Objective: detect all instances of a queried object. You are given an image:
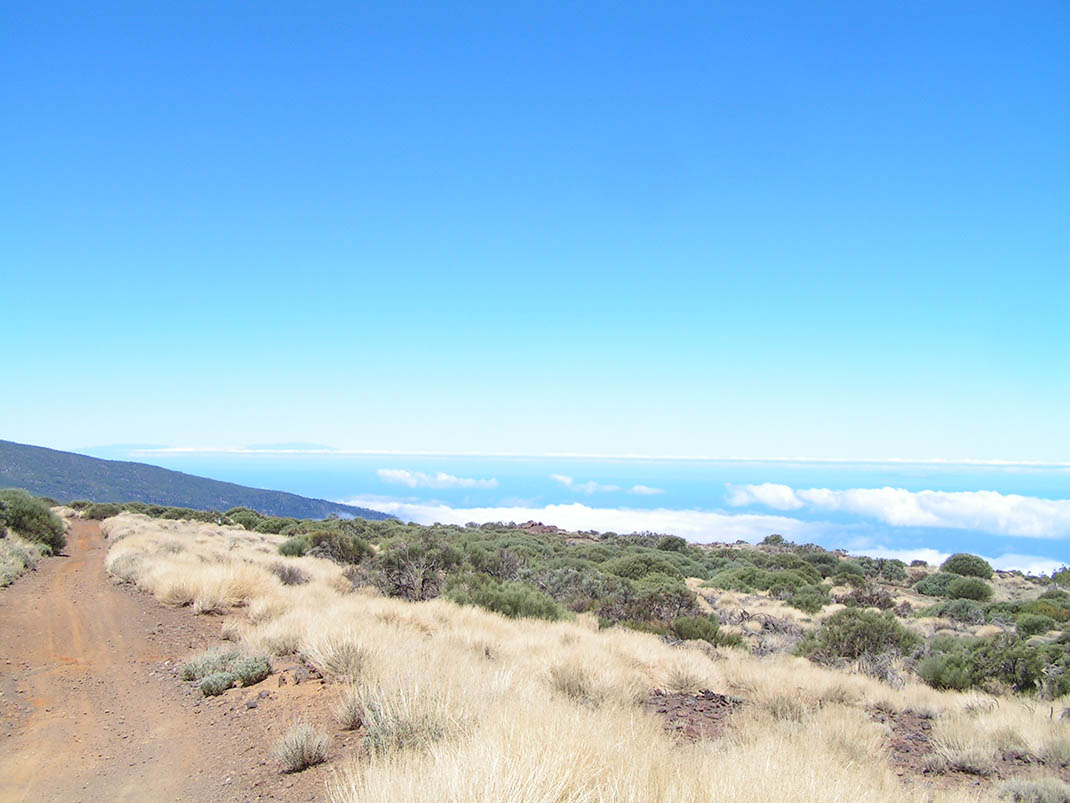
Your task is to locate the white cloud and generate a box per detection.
[846,546,1063,577]
[549,474,621,494]
[725,482,803,510]
[376,468,498,490]
[726,484,1070,539]
[629,484,664,495]
[345,498,823,544]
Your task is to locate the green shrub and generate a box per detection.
[788,584,830,614]
[304,530,372,564]
[947,576,993,602]
[925,598,986,624]
[802,552,842,577]
[278,535,310,557]
[656,535,688,552]
[198,671,237,696]
[918,633,1070,695]
[83,502,123,520]
[797,608,920,662]
[67,499,91,510]
[878,559,909,584]
[941,553,994,579]
[0,489,66,552]
[671,615,742,647]
[914,572,959,597]
[180,648,243,681]
[180,648,270,692]
[1017,613,1057,637]
[446,574,563,620]
[603,552,683,581]
[233,656,272,686]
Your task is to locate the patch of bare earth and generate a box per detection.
[872,708,1070,795]
[0,519,340,803]
[643,688,743,742]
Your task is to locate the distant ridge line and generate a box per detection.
[0,439,392,521]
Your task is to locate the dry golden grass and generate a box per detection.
[101,513,1069,802]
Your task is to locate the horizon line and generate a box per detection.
[117,446,1070,468]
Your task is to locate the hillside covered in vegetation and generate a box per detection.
[97,501,1070,700]
[0,440,391,520]
[98,505,1070,801]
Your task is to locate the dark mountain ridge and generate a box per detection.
[0,439,391,521]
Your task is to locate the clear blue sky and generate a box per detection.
[4,2,1068,459]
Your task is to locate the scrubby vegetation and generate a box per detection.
[99,511,1070,800]
[0,489,66,552]
[274,722,329,772]
[0,489,66,585]
[942,553,995,579]
[179,647,271,695]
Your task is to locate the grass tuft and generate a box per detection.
[274,722,329,772]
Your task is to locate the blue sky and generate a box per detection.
[4,2,1069,460]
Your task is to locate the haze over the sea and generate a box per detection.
[81,445,1070,575]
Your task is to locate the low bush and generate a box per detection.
[274,722,329,772]
[0,536,44,586]
[914,572,959,597]
[1017,613,1057,637]
[305,530,373,564]
[180,648,270,694]
[278,535,310,557]
[83,502,124,520]
[603,552,683,581]
[834,583,894,610]
[796,608,920,663]
[923,598,986,625]
[670,615,742,648]
[0,489,66,552]
[918,633,1070,695]
[947,576,993,602]
[941,553,994,579]
[180,648,243,681]
[446,574,563,620]
[233,656,271,686]
[199,672,237,696]
[269,562,309,585]
[787,584,830,614]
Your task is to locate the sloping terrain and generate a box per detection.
[0,440,390,520]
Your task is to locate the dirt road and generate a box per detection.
[0,519,332,802]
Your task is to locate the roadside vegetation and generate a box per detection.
[0,488,67,586]
[88,505,1070,800]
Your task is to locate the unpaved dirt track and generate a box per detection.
[0,519,330,803]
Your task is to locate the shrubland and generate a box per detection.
[0,488,67,585]
[92,506,1070,800]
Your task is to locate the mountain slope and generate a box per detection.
[0,440,391,520]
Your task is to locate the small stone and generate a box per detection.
[246,699,258,709]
